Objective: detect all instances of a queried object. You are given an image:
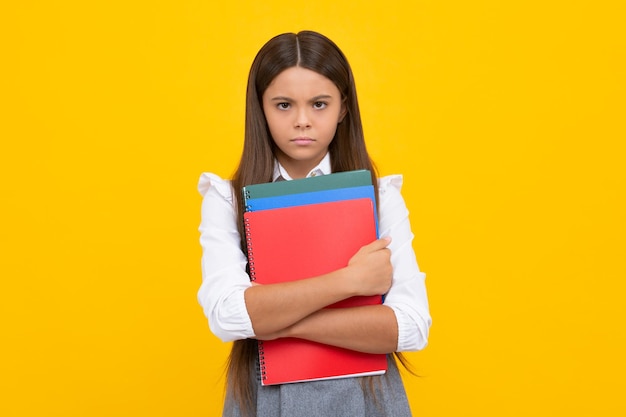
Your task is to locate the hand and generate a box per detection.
[346,237,393,296]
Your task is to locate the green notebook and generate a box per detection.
[242,170,372,202]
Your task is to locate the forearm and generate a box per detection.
[244,267,356,338]
[246,237,393,339]
[284,305,398,354]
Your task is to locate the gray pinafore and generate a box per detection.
[222,344,412,417]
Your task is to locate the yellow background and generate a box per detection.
[2,1,625,415]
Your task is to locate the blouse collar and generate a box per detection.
[272,153,332,182]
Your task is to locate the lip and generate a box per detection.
[291,137,315,145]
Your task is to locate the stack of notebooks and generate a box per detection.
[242,170,388,386]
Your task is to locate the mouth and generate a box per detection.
[291,137,315,145]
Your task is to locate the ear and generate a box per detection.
[338,101,348,123]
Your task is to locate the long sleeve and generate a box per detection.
[197,173,255,342]
[378,175,432,351]
[196,172,431,350]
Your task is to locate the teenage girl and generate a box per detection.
[198,30,431,417]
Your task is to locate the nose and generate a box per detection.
[294,108,311,129]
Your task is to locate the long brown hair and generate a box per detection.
[227,31,406,415]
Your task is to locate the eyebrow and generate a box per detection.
[269,94,335,102]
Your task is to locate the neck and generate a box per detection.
[276,155,325,180]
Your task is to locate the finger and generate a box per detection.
[368,236,392,251]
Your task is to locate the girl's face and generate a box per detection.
[262,66,346,179]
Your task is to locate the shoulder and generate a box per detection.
[198,172,235,203]
[377,174,404,196]
[377,174,409,221]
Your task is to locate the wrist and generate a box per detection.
[336,265,360,298]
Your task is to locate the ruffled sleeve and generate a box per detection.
[197,173,255,342]
[378,175,432,351]
[198,172,234,199]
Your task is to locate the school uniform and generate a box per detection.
[198,153,431,416]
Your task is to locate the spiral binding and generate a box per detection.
[244,217,256,281]
[243,189,253,212]
[258,341,267,381]
[245,189,266,381]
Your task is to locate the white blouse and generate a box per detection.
[197,163,431,352]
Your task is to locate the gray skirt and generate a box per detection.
[223,346,412,417]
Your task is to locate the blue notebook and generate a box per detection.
[242,170,373,201]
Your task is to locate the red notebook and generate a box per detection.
[243,198,387,385]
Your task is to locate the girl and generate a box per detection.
[198,30,431,417]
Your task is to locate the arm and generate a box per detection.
[282,305,399,354]
[255,175,431,353]
[198,174,430,352]
[245,237,394,340]
[197,173,255,342]
[197,174,393,344]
